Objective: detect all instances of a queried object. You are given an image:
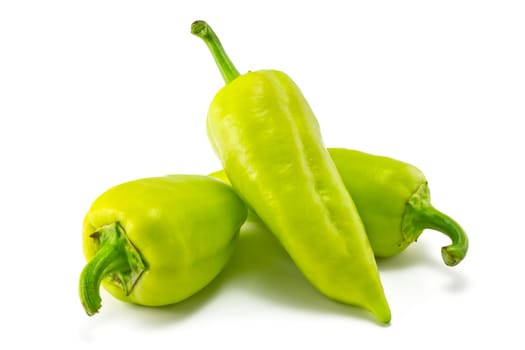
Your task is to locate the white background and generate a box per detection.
[1,1,524,348]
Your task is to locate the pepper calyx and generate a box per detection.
[401,182,430,245]
[79,222,146,316]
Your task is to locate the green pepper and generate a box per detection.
[192,20,391,323]
[79,175,247,316]
[210,148,468,266]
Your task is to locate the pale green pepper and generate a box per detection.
[211,148,468,266]
[79,175,247,316]
[192,20,391,323]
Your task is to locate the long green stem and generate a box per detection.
[404,183,469,266]
[414,205,469,266]
[79,223,144,316]
[191,20,241,84]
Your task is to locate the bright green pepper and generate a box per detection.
[79,175,247,316]
[192,21,391,323]
[210,148,469,266]
[330,148,468,265]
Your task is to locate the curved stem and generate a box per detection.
[191,20,241,84]
[79,223,140,316]
[403,183,469,266]
[413,205,469,266]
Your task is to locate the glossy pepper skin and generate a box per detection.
[79,175,247,316]
[210,148,469,266]
[192,21,391,323]
[329,148,468,265]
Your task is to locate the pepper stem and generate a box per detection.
[403,183,469,266]
[191,20,241,84]
[79,222,146,316]
[414,205,469,266]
